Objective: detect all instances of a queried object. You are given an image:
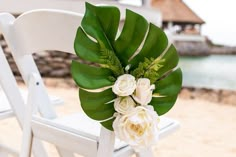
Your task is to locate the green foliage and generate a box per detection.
[131,58,154,78]
[129,24,168,68]
[79,88,116,121]
[151,68,182,115]
[113,10,148,65]
[71,2,182,130]
[99,47,124,77]
[144,59,165,84]
[131,57,165,84]
[71,61,114,89]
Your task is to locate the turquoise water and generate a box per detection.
[179,55,236,90]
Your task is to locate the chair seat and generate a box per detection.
[34,112,179,152]
[0,88,63,118]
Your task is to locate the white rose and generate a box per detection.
[113,106,159,151]
[114,96,136,114]
[132,78,155,106]
[112,74,136,96]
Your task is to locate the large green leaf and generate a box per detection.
[151,68,182,115]
[113,9,148,65]
[155,45,179,79]
[130,23,168,68]
[79,88,116,121]
[74,28,100,63]
[71,61,114,89]
[71,2,182,130]
[81,2,120,48]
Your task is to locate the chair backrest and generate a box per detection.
[0,9,83,119]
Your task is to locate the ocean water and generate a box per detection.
[179,55,236,90]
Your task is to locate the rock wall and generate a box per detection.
[175,41,236,56]
[1,35,236,105]
[179,88,236,106]
[0,34,77,77]
[174,41,210,56]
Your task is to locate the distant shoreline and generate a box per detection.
[175,41,236,56]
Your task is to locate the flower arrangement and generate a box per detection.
[112,75,159,151]
[71,2,182,151]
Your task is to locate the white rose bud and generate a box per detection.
[132,78,155,105]
[113,106,159,151]
[112,74,136,96]
[114,96,136,114]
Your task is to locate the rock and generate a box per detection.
[44,57,53,62]
[53,57,64,63]
[51,62,68,69]
[50,69,70,77]
[0,35,3,40]
[220,90,236,105]
[36,59,47,65]
[0,40,7,48]
[7,57,15,63]
[49,51,68,57]
[39,51,50,57]
[69,54,77,59]
[210,46,236,55]
[179,88,192,99]
[3,47,11,54]
[174,41,210,56]
[193,88,219,103]
[180,88,236,106]
[39,66,52,74]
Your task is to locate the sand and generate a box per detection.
[0,84,236,157]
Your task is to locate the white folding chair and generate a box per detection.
[0,42,65,157]
[0,9,179,157]
[0,39,53,157]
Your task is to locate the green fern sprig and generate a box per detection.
[99,47,124,77]
[131,58,153,78]
[144,58,165,83]
[131,57,165,83]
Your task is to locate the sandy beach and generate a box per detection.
[0,79,236,157]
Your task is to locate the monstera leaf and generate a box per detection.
[71,2,182,131]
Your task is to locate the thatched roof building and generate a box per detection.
[152,0,205,25]
[147,0,208,56]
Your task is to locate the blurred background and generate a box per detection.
[0,0,235,157]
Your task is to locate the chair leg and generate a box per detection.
[32,138,49,157]
[97,127,115,157]
[136,148,154,157]
[19,100,33,157]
